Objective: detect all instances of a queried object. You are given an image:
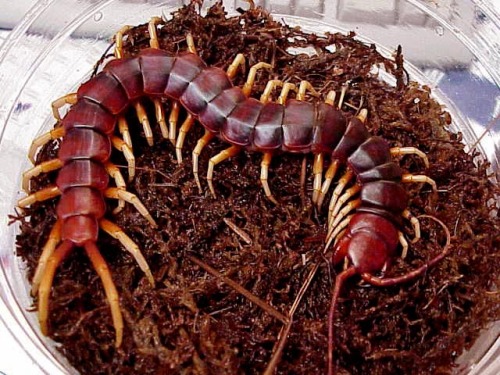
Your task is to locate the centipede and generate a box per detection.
[15,1,499,374]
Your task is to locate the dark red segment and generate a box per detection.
[357,162,403,184]
[331,117,370,164]
[164,53,206,99]
[282,100,314,152]
[58,128,111,163]
[347,136,392,175]
[77,72,129,114]
[253,102,284,151]
[199,87,246,133]
[56,187,106,220]
[56,160,109,192]
[360,180,408,215]
[312,103,347,153]
[180,67,233,115]
[104,57,143,100]
[333,213,399,274]
[61,215,99,245]
[62,99,116,135]
[222,98,263,146]
[139,48,175,95]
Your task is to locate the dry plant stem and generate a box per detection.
[187,255,288,324]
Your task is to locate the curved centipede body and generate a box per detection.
[18,15,451,372]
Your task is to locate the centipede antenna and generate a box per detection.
[153,98,169,139]
[328,267,357,375]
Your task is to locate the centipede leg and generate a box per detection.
[104,187,157,227]
[104,162,127,214]
[317,160,340,209]
[278,82,298,105]
[147,16,163,49]
[17,186,61,207]
[207,145,241,198]
[51,93,77,121]
[114,25,132,59]
[154,98,169,139]
[390,146,429,168]
[37,240,73,337]
[402,173,437,193]
[111,136,135,181]
[84,242,123,347]
[312,153,324,204]
[193,131,216,192]
[297,80,320,100]
[176,114,195,163]
[327,170,354,223]
[242,61,273,96]
[117,116,133,150]
[22,159,64,192]
[324,214,355,252]
[329,185,361,227]
[398,232,409,259]
[168,101,180,145]
[28,127,65,164]
[260,152,278,204]
[226,53,246,79]
[402,209,421,244]
[31,220,62,296]
[99,219,154,285]
[260,79,284,102]
[134,101,154,146]
[327,199,361,239]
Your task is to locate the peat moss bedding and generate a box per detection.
[13,2,499,374]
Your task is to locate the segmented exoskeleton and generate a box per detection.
[18,14,450,374]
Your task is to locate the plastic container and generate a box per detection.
[0,0,498,374]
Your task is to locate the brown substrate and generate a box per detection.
[13,2,499,374]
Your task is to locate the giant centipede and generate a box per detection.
[18,14,451,375]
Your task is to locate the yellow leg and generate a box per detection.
[260,79,284,103]
[317,160,340,209]
[227,53,246,79]
[327,170,354,224]
[17,186,60,208]
[402,209,421,244]
[328,185,361,229]
[324,214,355,252]
[154,98,169,139]
[31,220,62,296]
[99,219,154,286]
[175,114,195,164]
[242,62,273,97]
[327,199,361,240]
[207,146,241,198]
[193,131,216,192]
[297,80,320,101]
[104,187,157,227]
[134,101,153,146]
[117,116,133,150]
[278,83,298,105]
[38,240,73,337]
[114,25,132,59]
[402,173,437,193]
[111,136,135,181]
[260,152,278,204]
[104,162,127,214]
[390,146,429,168]
[398,231,409,259]
[84,242,123,348]
[148,17,163,49]
[28,127,65,164]
[51,93,77,121]
[312,153,324,205]
[22,159,64,192]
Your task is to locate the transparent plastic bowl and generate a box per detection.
[0,0,498,374]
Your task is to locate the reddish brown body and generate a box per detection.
[41,44,449,370]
